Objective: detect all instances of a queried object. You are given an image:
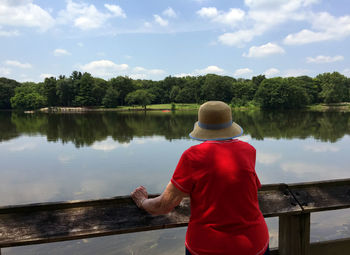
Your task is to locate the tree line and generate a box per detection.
[0,71,349,110]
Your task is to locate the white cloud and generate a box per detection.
[174,65,225,77]
[197,7,218,18]
[306,55,344,63]
[304,144,339,153]
[257,152,282,165]
[104,4,126,18]
[194,65,225,75]
[79,60,128,79]
[58,0,124,30]
[5,60,32,68]
[244,42,285,58]
[53,48,71,57]
[40,73,55,80]
[0,67,11,76]
[234,68,253,77]
[218,30,255,47]
[0,27,19,37]
[154,15,168,26]
[197,7,245,27]
[0,0,54,31]
[218,0,320,46]
[174,73,193,78]
[264,68,280,77]
[130,66,166,80]
[144,22,152,28]
[284,12,350,45]
[283,69,310,77]
[77,42,84,47]
[163,7,177,18]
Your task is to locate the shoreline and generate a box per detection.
[3,102,350,113]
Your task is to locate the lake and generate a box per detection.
[1,110,350,254]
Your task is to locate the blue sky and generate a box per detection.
[1,0,350,82]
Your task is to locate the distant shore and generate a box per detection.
[30,102,350,113]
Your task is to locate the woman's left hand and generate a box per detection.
[131,186,148,208]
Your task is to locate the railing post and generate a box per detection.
[279,213,310,255]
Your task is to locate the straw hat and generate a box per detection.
[189,101,243,141]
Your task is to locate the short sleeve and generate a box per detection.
[171,150,194,194]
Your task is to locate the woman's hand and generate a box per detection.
[131,182,188,215]
[131,186,148,209]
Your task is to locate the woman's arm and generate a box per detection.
[131,182,188,215]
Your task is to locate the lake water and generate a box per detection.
[1,110,350,254]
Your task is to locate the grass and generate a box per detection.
[116,103,200,111]
[307,102,350,112]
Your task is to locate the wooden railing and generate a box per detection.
[1,178,350,255]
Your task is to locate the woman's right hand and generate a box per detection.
[131,186,148,209]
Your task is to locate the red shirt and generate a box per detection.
[171,139,269,255]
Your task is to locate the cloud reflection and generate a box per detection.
[257,152,282,165]
[281,162,346,179]
[8,142,37,152]
[91,139,129,151]
[304,144,340,153]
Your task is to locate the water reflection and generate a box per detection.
[1,110,350,254]
[1,110,350,146]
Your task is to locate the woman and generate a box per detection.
[131,101,270,255]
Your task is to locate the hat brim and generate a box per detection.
[189,121,243,141]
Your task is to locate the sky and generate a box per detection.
[0,0,350,82]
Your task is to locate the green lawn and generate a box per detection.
[116,103,200,111]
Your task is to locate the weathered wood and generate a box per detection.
[279,213,310,255]
[0,197,190,248]
[288,178,350,212]
[0,179,350,251]
[0,183,302,248]
[310,237,350,255]
[258,183,301,217]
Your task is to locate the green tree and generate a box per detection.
[102,86,119,108]
[43,77,58,106]
[252,75,266,87]
[0,77,20,109]
[10,83,47,110]
[201,74,234,102]
[74,73,96,106]
[93,78,108,106]
[125,89,155,109]
[56,77,74,106]
[170,86,180,102]
[255,77,309,109]
[109,76,134,105]
[316,72,348,103]
[231,79,257,106]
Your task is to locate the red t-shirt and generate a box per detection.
[171,139,269,255]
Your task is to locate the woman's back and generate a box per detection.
[172,139,269,255]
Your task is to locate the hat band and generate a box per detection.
[198,120,232,130]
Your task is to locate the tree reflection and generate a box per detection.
[0,110,349,146]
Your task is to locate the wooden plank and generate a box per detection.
[288,179,350,212]
[258,184,302,217]
[278,213,310,255]
[310,237,350,255]
[0,198,190,248]
[0,184,300,248]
